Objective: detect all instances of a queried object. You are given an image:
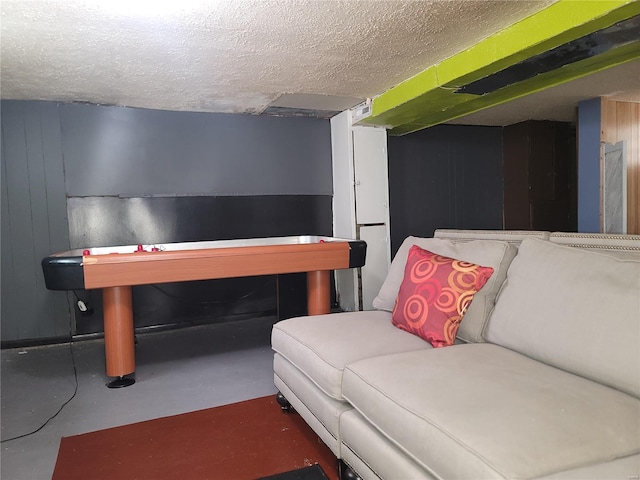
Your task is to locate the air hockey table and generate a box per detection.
[42,236,366,388]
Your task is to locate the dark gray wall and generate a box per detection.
[68,195,332,336]
[1,101,71,341]
[1,101,333,344]
[387,124,504,255]
[60,104,332,196]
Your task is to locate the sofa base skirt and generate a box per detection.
[273,352,353,457]
[340,409,436,480]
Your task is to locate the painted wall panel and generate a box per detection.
[1,101,71,342]
[387,124,503,255]
[331,117,391,312]
[352,126,389,224]
[577,98,602,233]
[2,100,334,343]
[66,195,331,335]
[330,111,358,311]
[503,121,577,231]
[331,111,357,239]
[59,104,332,197]
[359,225,388,310]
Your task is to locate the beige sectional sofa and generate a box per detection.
[271,230,640,479]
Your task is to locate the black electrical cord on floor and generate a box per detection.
[0,320,79,443]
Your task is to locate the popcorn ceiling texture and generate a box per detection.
[0,0,555,114]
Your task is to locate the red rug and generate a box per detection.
[53,396,338,480]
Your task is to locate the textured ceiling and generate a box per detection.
[1,0,637,125]
[1,1,556,113]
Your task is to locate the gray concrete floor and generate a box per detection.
[1,317,279,480]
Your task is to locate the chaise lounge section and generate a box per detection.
[271,230,640,479]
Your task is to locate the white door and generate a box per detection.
[352,126,388,225]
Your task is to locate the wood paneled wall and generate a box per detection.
[387,124,504,254]
[601,98,640,234]
[1,102,71,341]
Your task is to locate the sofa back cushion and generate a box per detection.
[434,229,550,243]
[550,232,640,260]
[485,237,640,398]
[373,237,517,343]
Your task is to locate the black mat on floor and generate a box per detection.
[258,464,329,480]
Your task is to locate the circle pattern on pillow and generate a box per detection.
[392,245,494,347]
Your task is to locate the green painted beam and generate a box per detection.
[361,0,640,135]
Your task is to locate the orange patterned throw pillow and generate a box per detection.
[392,245,494,347]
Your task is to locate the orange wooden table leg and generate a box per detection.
[307,270,330,315]
[102,286,136,384]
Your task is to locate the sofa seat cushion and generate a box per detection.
[342,344,640,479]
[485,237,640,398]
[271,311,432,401]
